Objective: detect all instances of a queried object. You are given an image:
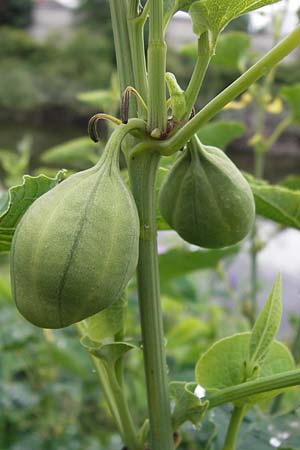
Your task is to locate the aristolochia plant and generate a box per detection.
[5,1,300,449]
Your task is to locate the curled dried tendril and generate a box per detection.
[88,113,122,142]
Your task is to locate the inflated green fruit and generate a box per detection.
[159,136,255,248]
[10,142,140,329]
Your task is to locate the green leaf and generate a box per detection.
[77,73,120,114]
[159,246,239,283]
[81,338,138,366]
[198,120,246,149]
[170,381,208,429]
[189,0,282,48]
[195,332,294,406]
[248,180,300,229]
[80,293,127,342]
[280,83,300,121]
[248,275,282,369]
[0,170,66,253]
[41,137,101,168]
[280,175,300,191]
[211,32,251,71]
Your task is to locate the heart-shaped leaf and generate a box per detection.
[189,0,282,48]
[195,332,294,406]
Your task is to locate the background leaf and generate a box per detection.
[280,175,300,191]
[0,170,66,252]
[280,83,300,121]
[159,246,239,283]
[41,137,101,169]
[210,32,251,71]
[248,275,282,367]
[198,120,246,149]
[245,175,300,229]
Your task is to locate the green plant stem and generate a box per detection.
[158,26,300,155]
[128,3,148,118]
[147,0,167,132]
[184,33,211,118]
[108,370,140,450]
[109,0,135,114]
[264,115,293,151]
[207,368,300,409]
[128,150,173,450]
[222,406,246,450]
[77,323,140,450]
[76,325,125,441]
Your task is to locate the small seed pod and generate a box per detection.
[159,136,255,248]
[11,144,139,329]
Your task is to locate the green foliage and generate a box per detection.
[82,338,138,367]
[280,83,300,122]
[0,135,32,187]
[0,0,33,28]
[198,407,300,450]
[76,0,112,30]
[189,0,282,47]
[41,137,101,169]
[2,3,300,450]
[0,27,114,116]
[280,175,300,190]
[159,247,239,284]
[0,170,65,253]
[0,301,122,450]
[181,32,251,72]
[195,333,294,406]
[211,32,251,72]
[170,382,208,429]
[246,174,300,229]
[198,120,246,149]
[248,275,282,369]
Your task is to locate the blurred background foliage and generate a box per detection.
[0,1,300,449]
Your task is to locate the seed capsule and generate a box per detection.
[11,147,139,329]
[159,137,255,248]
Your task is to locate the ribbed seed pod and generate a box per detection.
[10,145,139,329]
[159,136,255,248]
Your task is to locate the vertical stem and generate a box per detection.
[109,0,135,115]
[249,79,267,322]
[184,33,211,117]
[128,4,148,116]
[108,370,140,450]
[222,406,246,450]
[129,151,173,450]
[147,0,167,132]
[76,324,125,439]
